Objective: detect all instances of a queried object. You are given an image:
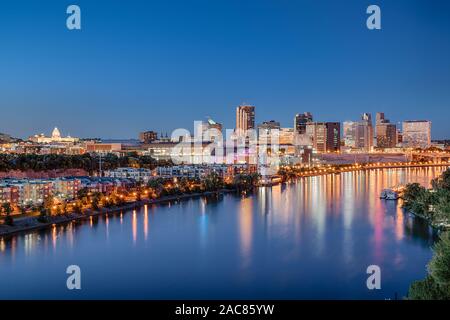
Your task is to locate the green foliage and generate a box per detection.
[434,189,450,223]
[202,172,224,192]
[73,201,83,214]
[91,192,102,210]
[402,183,435,217]
[232,173,260,192]
[432,168,450,191]
[37,205,49,223]
[408,276,449,300]
[1,202,12,216]
[408,232,450,300]
[404,169,450,224]
[403,183,426,208]
[147,178,166,197]
[76,187,89,200]
[2,202,14,226]
[0,153,172,173]
[428,232,450,288]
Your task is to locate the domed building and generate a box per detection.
[52,127,61,140]
[29,127,79,144]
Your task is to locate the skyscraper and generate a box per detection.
[355,113,373,151]
[402,120,432,148]
[236,105,255,135]
[375,112,385,125]
[343,121,358,148]
[294,112,313,134]
[375,112,397,148]
[306,122,341,153]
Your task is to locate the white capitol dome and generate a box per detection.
[51,127,61,139]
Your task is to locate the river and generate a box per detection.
[0,166,447,299]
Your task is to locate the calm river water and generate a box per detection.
[0,167,447,299]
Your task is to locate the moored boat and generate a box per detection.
[380,188,399,200]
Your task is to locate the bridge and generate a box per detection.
[408,151,450,162]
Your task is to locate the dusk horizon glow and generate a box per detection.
[1,0,450,139]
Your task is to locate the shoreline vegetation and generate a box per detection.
[404,168,450,300]
[0,172,260,237]
[402,168,450,230]
[1,162,449,299]
[1,162,448,237]
[0,189,235,238]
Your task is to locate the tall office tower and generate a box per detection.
[376,112,385,125]
[355,113,373,151]
[307,122,341,153]
[375,112,397,148]
[343,121,358,148]
[376,123,397,148]
[402,120,432,148]
[397,128,403,144]
[294,112,313,134]
[236,105,255,135]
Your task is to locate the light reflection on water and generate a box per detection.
[0,167,447,299]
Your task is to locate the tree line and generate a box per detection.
[0,153,173,173]
[404,168,450,299]
[402,168,450,226]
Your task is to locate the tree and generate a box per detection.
[37,204,49,223]
[434,188,450,223]
[233,173,260,192]
[19,205,28,215]
[91,192,102,211]
[403,183,425,205]
[402,183,433,216]
[408,232,450,299]
[1,202,14,226]
[432,168,450,191]
[428,232,450,289]
[408,275,448,300]
[43,196,55,216]
[73,201,83,214]
[61,202,68,215]
[202,172,224,192]
[77,187,89,200]
[147,178,165,198]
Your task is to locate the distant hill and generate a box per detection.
[0,133,13,142]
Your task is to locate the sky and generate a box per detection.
[0,0,450,139]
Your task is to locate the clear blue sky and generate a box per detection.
[1,0,449,139]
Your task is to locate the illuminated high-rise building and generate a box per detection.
[375,112,397,148]
[355,113,373,151]
[402,120,431,148]
[343,121,358,148]
[235,105,255,135]
[306,122,340,153]
[294,112,313,134]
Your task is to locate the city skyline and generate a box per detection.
[1,0,450,138]
[0,108,437,143]
[2,0,450,305]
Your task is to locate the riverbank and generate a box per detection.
[400,166,450,232]
[294,162,450,179]
[0,189,235,238]
[406,210,450,231]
